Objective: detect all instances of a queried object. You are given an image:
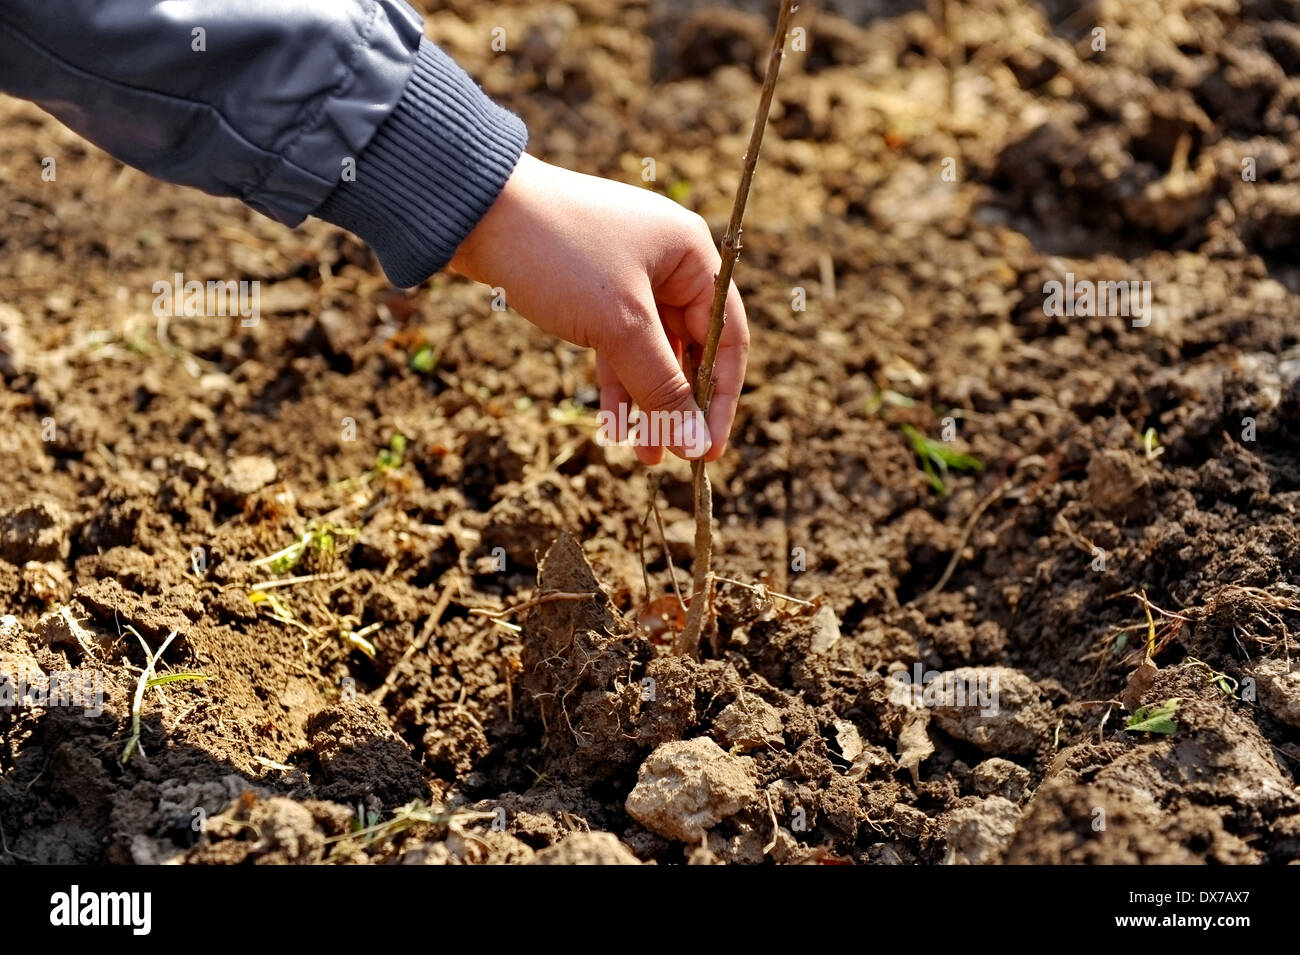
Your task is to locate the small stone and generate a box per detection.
[972,757,1032,802]
[215,455,278,501]
[1251,659,1300,729]
[625,737,758,843]
[714,697,783,751]
[943,796,1021,864]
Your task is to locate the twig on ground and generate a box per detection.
[372,575,459,704]
[914,475,1015,604]
[247,571,346,591]
[469,591,601,622]
[637,472,687,613]
[763,789,780,856]
[712,574,814,608]
[652,490,688,615]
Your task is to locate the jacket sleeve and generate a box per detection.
[0,0,528,287]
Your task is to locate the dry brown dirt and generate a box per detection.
[2,0,1299,864]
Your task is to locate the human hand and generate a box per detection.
[448,153,748,465]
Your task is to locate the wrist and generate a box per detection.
[449,152,543,283]
[314,38,528,288]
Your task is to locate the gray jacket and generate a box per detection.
[0,0,528,286]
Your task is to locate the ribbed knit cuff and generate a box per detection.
[313,37,528,288]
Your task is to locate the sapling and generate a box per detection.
[677,0,799,658]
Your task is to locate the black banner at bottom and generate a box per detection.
[0,863,1282,943]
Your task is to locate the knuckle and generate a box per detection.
[642,373,694,414]
[689,212,715,244]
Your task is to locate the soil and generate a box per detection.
[2,0,1300,864]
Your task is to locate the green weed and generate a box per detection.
[1124,698,1180,735]
[900,423,982,495]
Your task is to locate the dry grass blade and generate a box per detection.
[121,627,182,765]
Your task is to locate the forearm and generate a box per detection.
[0,0,527,285]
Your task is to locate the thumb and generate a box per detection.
[600,297,711,463]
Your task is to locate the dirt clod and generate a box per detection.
[0,501,69,564]
[714,696,784,752]
[306,698,429,807]
[930,667,1051,756]
[215,455,279,501]
[972,757,1031,803]
[531,831,642,865]
[2,0,1299,866]
[942,796,1021,865]
[1250,659,1300,730]
[625,737,758,843]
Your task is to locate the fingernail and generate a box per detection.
[682,409,711,459]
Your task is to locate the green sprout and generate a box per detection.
[248,589,295,621]
[900,423,982,495]
[1141,427,1164,461]
[324,800,497,848]
[666,179,693,204]
[121,627,212,765]
[374,433,407,472]
[338,619,381,660]
[549,398,597,426]
[864,389,916,416]
[146,671,213,690]
[251,522,359,575]
[1185,657,1238,697]
[409,344,438,374]
[1124,698,1180,735]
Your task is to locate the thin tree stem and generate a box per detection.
[676,0,798,658]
